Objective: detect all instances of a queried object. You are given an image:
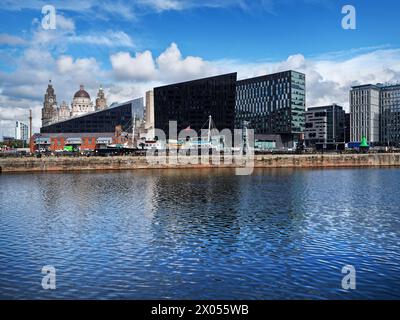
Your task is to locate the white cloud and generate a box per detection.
[137,0,276,13]
[0,33,27,46]
[156,42,216,81]
[71,31,134,48]
[56,14,75,31]
[56,55,101,77]
[138,0,184,12]
[26,15,134,51]
[110,51,157,81]
[109,43,216,82]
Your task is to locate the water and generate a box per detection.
[0,168,400,299]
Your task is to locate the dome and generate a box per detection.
[73,85,90,99]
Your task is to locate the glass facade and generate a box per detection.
[305,105,345,146]
[380,84,400,145]
[154,73,237,136]
[235,70,306,136]
[40,100,141,134]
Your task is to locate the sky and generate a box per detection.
[1,0,400,134]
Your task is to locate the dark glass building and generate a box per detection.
[154,73,237,136]
[305,104,345,148]
[235,70,306,147]
[345,113,351,143]
[40,99,142,134]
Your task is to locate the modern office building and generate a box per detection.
[345,113,351,143]
[305,104,345,149]
[350,83,400,145]
[235,70,306,148]
[350,84,381,144]
[15,121,29,142]
[154,73,237,137]
[380,84,400,145]
[40,99,142,134]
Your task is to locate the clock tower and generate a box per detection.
[95,85,107,111]
[42,80,58,127]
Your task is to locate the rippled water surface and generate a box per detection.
[1,168,400,299]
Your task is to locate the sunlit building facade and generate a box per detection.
[235,70,306,147]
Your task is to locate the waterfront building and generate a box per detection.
[350,83,400,145]
[15,121,29,142]
[36,98,144,152]
[345,113,351,143]
[41,99,142,134]
[71,85,95,117]
[154,73,237,137]
[380,84,400,145]
[305,104,345,149]
[41,82,109,127]
[32,132,114,152]
[350,84,381,144]
[235,70,306,148]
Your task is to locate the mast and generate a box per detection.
[132,113,136,147]
[29,109,32,146]
[207,115,212,142]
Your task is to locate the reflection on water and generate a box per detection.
[0,168,400,299]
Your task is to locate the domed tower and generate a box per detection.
[95,85,107,111]
[71,85,94,117]
[41,80,58,127]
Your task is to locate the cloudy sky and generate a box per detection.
[1,0,400,135]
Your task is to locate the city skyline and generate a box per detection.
[1,0,400,133]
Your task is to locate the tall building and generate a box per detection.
[350,84,380,143]
[380,84,400,145]
[350,83,400,145]
[344,113,351,143]
[95,85,107,111]
[145,90,155,130]
[154,73,237,137]
[305,104,345,147]
[42,80,58,127]
[15,121,29,142]
[71,85,95,117]
[235,70,306,147]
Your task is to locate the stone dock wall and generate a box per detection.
[1,153,400,173]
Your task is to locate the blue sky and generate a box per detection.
[0,0,400,132]
[2,0,400,63]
